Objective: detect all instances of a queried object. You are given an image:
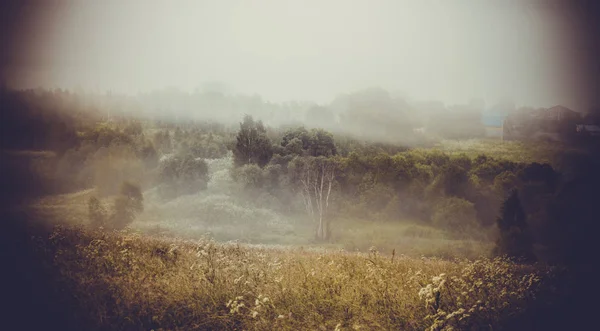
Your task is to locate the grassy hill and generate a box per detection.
[26,225,564,331]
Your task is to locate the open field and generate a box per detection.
[4,137,596,330]
[29,188,492,260]
[435,139,561,165]
[10,187,565,330]
[25,224,563,331]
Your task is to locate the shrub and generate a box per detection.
[87,182,144,230]
[284,137,304,156]
[88,196,107,228]
[158,154,209,199]
[472,158,504,182]
[231,163,264,189]
[432,197,480,238]
[109,181,144,229]
[439,163,469,197]
[359,182,395,213]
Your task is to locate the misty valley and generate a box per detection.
[2,86,598,330]
[3,0,600,329]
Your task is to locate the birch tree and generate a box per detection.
[292,156,337,240]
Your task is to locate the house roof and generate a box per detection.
[576,124,600,132]
[546,105,575,112]
[543,105,577,117]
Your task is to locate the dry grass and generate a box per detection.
[331,219,493,260]
[40,225,556,331]
[27,189,95,225]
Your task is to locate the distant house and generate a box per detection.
[504,105,581,142]
[576,124,600,137]
[481,113,506,139]
[540,105,579,121]
[536,105,579,122]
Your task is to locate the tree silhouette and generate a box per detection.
[233,115,273,167]
[494,189,536,262]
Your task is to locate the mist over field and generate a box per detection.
[1,0,600,330]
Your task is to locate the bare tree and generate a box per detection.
[295,156,336,240]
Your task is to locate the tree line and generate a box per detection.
[231,115,598,265]
[1,87,598,265]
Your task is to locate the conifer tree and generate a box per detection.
[494,189,536,262]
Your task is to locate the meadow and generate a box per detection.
[7,135,590,330]
[29,224,561,331]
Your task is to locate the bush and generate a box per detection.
[359,182,395,213]
[110,182,144,229]
[231,163,264,189]
[432,197,480,238]
[158,154,209,199]
[88,196,107,228]
[87,182,144,230]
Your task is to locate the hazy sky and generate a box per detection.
[2,0,599,110]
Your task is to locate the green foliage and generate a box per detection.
[233,115,273,167]
[158,154,209,199]
[232,163,265,189]
[284,137,304,155]
[280,126,337,157]
[262,163,283,190]
[492,170,519,196]
[439,163,469,197]
[281,127,312,151]
[432,197,480,238]
[359,182,395,215]
[308,128,337,157]
[177,131,229,159]
[87,123,134,148]
[471,157,505,182]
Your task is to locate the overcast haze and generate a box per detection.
[2,0,600,111]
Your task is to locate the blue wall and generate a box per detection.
[482,114,505,128]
